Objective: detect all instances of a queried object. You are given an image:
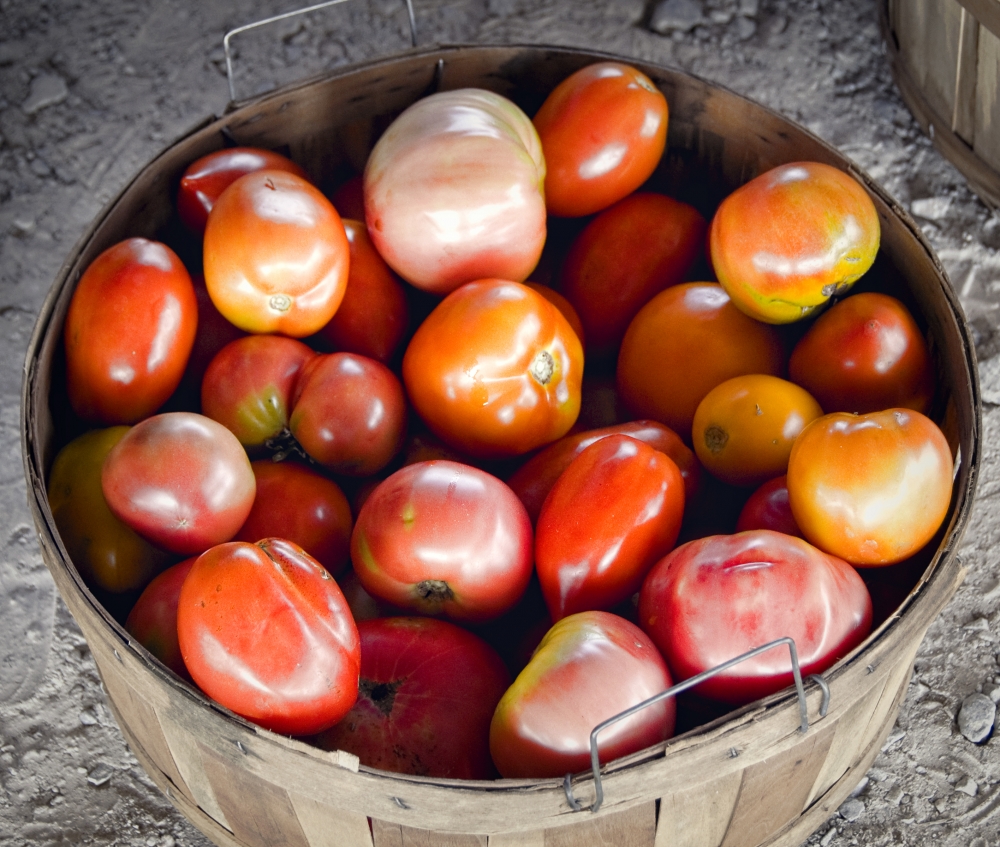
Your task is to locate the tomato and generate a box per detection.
[331,174,365,221]
[788,291,935,414]
[203,169,349,336]
[533,62,668,217]
[235,461,353,576]
[691,375,823,487]
[315,617,510,779]
[365,89,546,294]
[507,420,700,523]
[289,352,407,476]
[48,428,170,593]
[101,412,256,555]
[709,162,881,324]
[616,283,786,438]
[177,147,309,234]
[536,435,685,621]
[125,557,197,679]
[489,610,675,778]
[735,476,803,538]
[524,282,585,347]
[402,280,584,458]
[351,460,533,622]
[200,335,316,450]
[561,192,706,354]
[639,530,872,705]
[177,538,360,735]
[786,409,953,566]
[64,238,198,424]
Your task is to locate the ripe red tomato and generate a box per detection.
[533,62,668,217]
[524,282,585,347]
[535,434,685,620]
[489,610,675,778]
[735,476,803,538]
[315,617,510,779]
[351,460,533,622]
[402,280,584,458]
[125,557,197,679]
[788,291,935,414]
[64,238,198,424]
[787,409,953,566]
[203,170,349,336]
[177,538,360,735]
[101,412,256,555]
[639,530,872,705]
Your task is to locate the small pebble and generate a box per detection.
[838,798,864,821]
[649,0,704,34]
[882,729,906,751]
[989,687,1000,703]
[958,693,996,743]
[850,776,869,797]
[79,709,98,726]
[955,775,978,797]
[87,763,113,787]
[22,73,68,115]
[735,17,756,39]
[886,784,905,805]
[963,616,990,632]
[820,827,837,847]
[910,196,952,221]
[739,0,759,16]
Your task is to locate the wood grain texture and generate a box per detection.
[288,795,374,847]
[891,0,963,121]
[372,821,487,847]
[952,6,980,141]
[543,802,656,847]
[975,19,1000,171]
[955,0,1000,37]
[487,830,545,847]
[655,770,743,847]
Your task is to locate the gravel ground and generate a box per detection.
[2,0,1000,845]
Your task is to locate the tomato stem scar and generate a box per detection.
[529,350,555,385]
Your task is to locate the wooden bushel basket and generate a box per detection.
[21,45,981,847]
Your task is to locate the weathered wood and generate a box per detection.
[955,0,1000,37]
[655,770,743,847]
[543,802,656,847]
[975,16,1000,171]
[288,795,374,847]
[487,831,545,847]
[953,6,981,141]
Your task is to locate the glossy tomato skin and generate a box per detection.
[64,238,198,424]
[788,292,935,414]
[290,353,407,476]
[102,412,256,555]
[786,409,953,566]
[524,282,586,347]
[534,62,668,218]
[235,461,353,576]
[402,280,584,458]
[561,192,706,354]
[617,283,786,438]
[536,435,685,621]
[365,89,546,294]
[489,610,675,778]
[177,147,309,234]
[203,169,349,336]
[125,557,197,679]
[351,460,533,622]
[709,162,880,324]
[315,617,511,779]
[638,530,872,705]
[177,538,360,735]
[735,476,803,538]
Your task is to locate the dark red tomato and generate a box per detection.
[102,412,256,555]
[330,174,366,221]
[561,192,706,354]
[735,476,803,538]
[638,530,872,705]
[200,335,316,450]
[534,62,668,217]
[788,292,935,415]
[351,460,533,622]
[177,273,247,397]
[316,220,410,364]
[290,352,407,476]
[524,282,586,347]
[235,461,352,576]
[507,420,700,523]
[64,238,198,424]
[536,434,685,621]
[177,147,309,234]
[125,557,197,679]
[315,617,510,779]
[177,538,360,735]
[489,610,675,778]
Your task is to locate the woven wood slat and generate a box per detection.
[655,770,743,847]
[974,20,1000,172]
[288,795,374,847]
[486,830,545,847]
[542,802,656,847]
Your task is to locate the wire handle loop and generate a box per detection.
[563,636,830,815]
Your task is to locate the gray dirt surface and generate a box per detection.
[2,0,1000,845]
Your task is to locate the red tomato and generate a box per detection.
[534,62,668,217]
[235,461,353,576]
[101,412,256,555]
[176,273,247,401]
[331,174,366,221]
[351,460,533,622]
[536,435,685,621]
[489,610,675,778]
[177,147,309,234]
[787,409,953,566]
[64,238,198,424]
[402,280,584,458]
[735,476,803,538]
[639,530,872,705]
[788,291,935,414]
[561,192,706,353]
[177,538,360,735]
[125,557,197,679]
[315,617,510,779]
[203,170,349,336]
[524,282,585,347]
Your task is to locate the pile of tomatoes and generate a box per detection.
[48,59,955,782]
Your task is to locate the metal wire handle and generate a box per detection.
[223,0,419,103]
[563,636,832,814]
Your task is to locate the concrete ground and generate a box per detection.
[2,0,1000,845]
